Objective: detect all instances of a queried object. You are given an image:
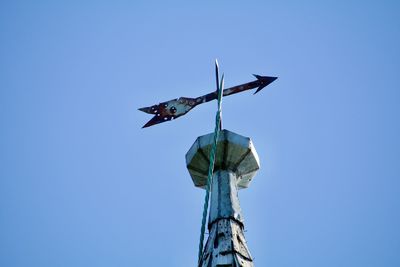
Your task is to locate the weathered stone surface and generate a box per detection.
[198,170,254,267]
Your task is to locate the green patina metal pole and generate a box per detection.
[197,60,224,264]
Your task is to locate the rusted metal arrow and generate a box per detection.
[139,73,277,128]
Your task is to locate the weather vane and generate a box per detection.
[139,60,277,267]
[138,62,277,128]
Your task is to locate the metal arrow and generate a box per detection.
[138,73,277,128]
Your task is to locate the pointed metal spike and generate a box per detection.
[215,59,220,92]
[218,73,224,129]
[218,73,224,102]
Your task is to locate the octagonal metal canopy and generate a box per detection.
[186,129,260,189]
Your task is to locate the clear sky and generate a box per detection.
[1,1,399,266]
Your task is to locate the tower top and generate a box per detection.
[186,129,260,190]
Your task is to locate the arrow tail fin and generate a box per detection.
[138,105,160,114]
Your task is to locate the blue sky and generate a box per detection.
[1,1,399,266]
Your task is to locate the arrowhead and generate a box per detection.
[253,74,278,94]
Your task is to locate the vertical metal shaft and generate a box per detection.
[198,60,224,264]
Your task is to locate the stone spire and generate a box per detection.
[186,129,260,267]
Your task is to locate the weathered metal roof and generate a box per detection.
[186,129,260,189]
